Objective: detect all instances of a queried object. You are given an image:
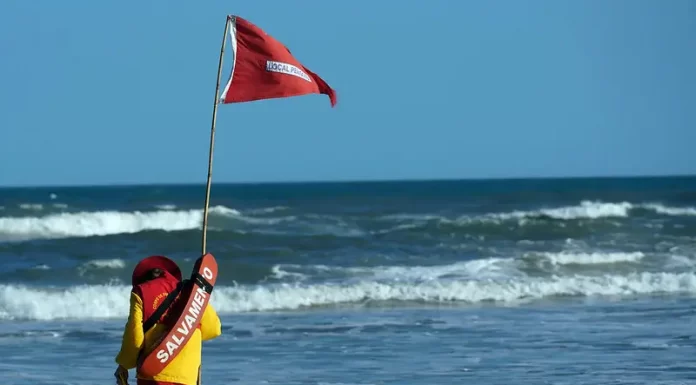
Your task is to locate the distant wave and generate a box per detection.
[154,204,177,210]
[0,206,240,242]
[0,201,694,242]
[495,200,634,221]
[530,251,645,265]
[377,201,696,230]
[76,259,126,277]
[19,204,44,211]
[17,203,69,211]
[268,250,652,284]
[643,203,696,216]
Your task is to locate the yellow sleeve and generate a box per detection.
[200,303,222,341]
[115,292,145,369]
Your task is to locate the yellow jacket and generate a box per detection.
[115,291,222,385]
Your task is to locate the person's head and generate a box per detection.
[131,256,182,286]
[144,267,164,282]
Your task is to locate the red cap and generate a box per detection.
[131,255,182,286]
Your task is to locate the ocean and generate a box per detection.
[2,176,696,385]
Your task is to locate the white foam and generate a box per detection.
[269,265,309,281]
[0,284,128,321]
[247,206,289,214]
[537,251,645,265]
[493,201,696,221]
[666,255,695,269]
[380,201,696,228]
[81,259,126,270]
[19,203,43,211]
[274,257,519,283]
[495,200,633,221]
[3,271,696,321]
[0,205,240,241]
[275,253,646,287]
[644,203,696,216]
[217,272,696,312]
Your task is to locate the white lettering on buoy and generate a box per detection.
[156,349,169,363]
[203,267,214,280]
[154,286,210,363]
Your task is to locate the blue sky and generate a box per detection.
[0,0,694,187]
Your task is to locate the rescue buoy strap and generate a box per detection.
[192,272,214,294]
[142,280,186,333]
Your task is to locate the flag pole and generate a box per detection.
[201,16,231,256]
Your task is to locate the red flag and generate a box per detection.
[219,15,337,107]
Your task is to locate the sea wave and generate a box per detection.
[2,254,695,321]
[0,201,694,242]
[380,201,696,226]
[0,206,240,242]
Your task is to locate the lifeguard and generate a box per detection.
[114,255,222,385]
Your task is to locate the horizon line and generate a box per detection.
[1,172,695,190]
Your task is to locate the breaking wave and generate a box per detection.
[381,201,696,226]
[2,272,695,321]
[2,252,695,321]
[0,201,694,242]
[0,206,240,242]
[530,251,645,265]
